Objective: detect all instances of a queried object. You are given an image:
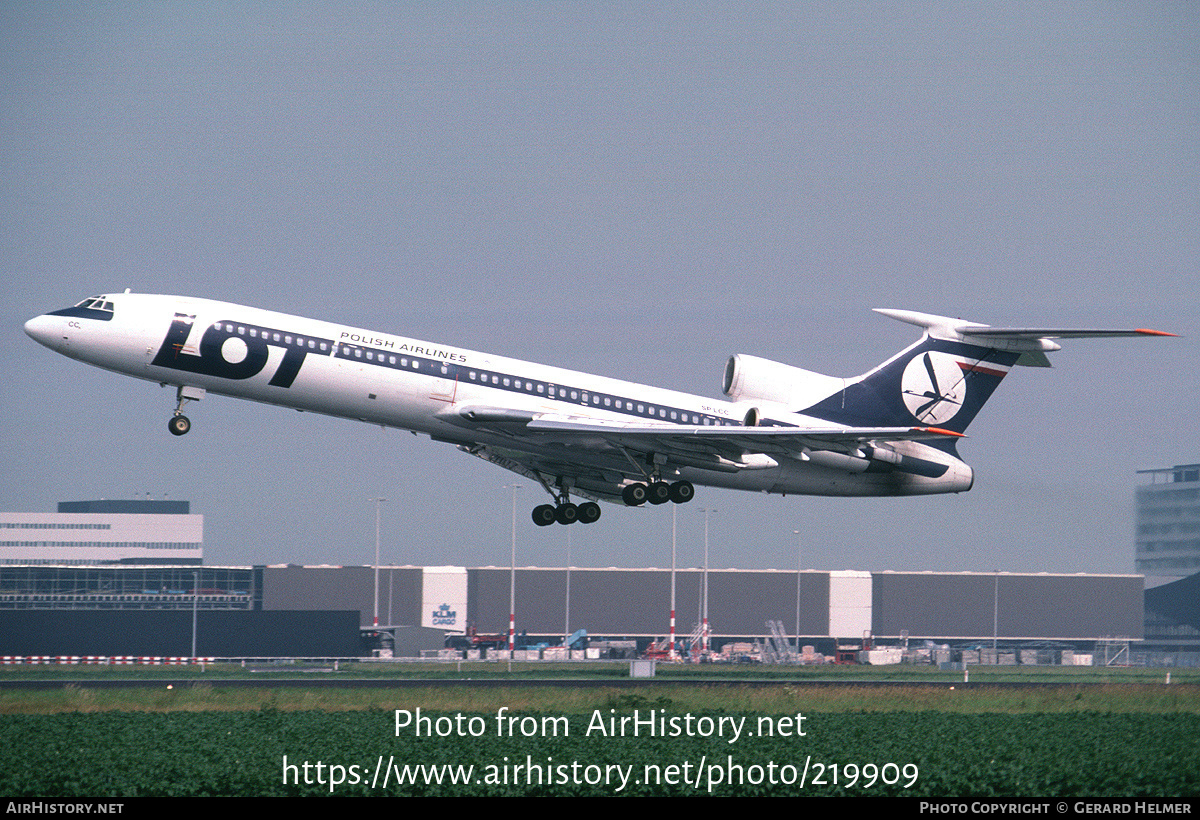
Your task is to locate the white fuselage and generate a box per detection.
[25,292,973,500]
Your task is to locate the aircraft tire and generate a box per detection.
[669,480,695,504]
[554,503,579,525]
[168,415,191,436]
[578,502,601,524]
[532,505,557,527]
[621,483,648,506]
[647,482,672,505]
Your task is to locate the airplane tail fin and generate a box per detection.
[798,309,1175,438]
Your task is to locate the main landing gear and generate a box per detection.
[167,385,205,437]
[622,480,694,507]
[531,476,604,527]
[532,500,602,527]
[530,477,694,526]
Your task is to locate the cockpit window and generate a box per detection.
[48,296,116,322]
[73,296,115,313]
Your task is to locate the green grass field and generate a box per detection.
[2,663,1198,796]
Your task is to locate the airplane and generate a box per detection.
[24,292,1174,526]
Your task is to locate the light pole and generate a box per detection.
[370,498,386,627]
[506,485,519,652]
[564,527,571,646]
[669,505,677,660]
[794,529,802,652]
[993,571,999,653]
[702,508,715,655]
[191,569,198,658]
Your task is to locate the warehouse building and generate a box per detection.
[0,562,1144,657]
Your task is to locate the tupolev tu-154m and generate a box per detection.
[25,293,1174,526]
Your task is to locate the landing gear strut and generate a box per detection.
[168,385,205,437]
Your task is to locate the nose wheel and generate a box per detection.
[166,385,205,437]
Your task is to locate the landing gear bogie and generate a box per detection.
[622,480,695,507]
[532,501,601,527]
[168,415,191,436]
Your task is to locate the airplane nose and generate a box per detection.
[24,314,61,348]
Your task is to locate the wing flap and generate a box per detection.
[525,418,961,463]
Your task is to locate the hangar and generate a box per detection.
[0,562,1143,657]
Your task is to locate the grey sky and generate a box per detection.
[2,3,1197,577]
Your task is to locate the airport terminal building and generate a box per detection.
[0,500,202,566]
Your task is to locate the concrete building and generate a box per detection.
[1136,464,1200,584]
[0,500,202,565]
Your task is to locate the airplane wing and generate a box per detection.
[451,407,962,501]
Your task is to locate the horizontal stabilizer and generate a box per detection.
[873,308,1176,367]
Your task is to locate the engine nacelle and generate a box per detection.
[722,354,844,409]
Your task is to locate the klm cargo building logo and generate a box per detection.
[432,604,458,626]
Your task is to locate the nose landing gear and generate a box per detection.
[167,385,205,436]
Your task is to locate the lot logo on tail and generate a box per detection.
[901,351,967,425]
